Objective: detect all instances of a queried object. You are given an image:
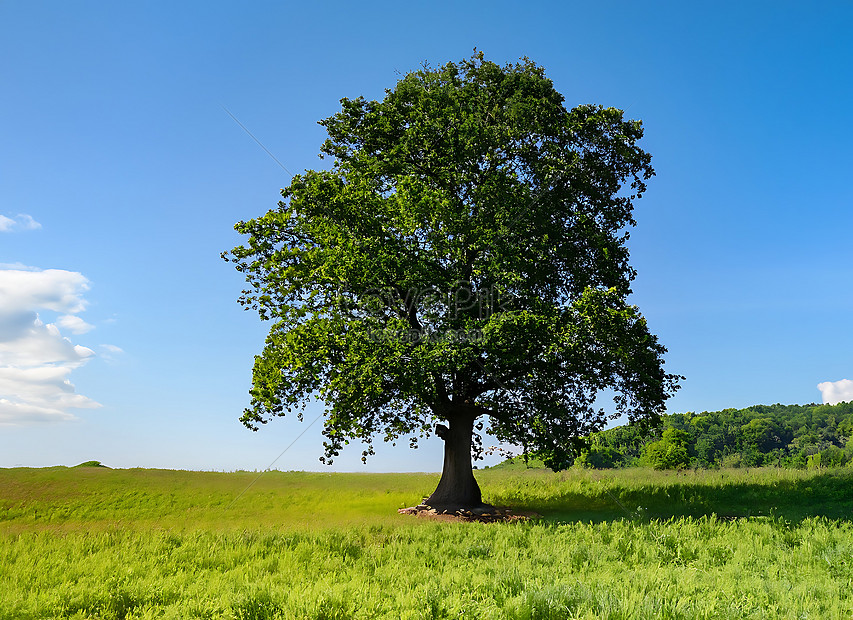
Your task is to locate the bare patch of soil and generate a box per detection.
[397,504,542,523]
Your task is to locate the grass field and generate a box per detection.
[2,464,853,619]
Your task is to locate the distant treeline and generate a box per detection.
[576,401,853,470]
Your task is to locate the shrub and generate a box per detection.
[641,428,690,470]
[807,446,849,469]
[575,446,622,469]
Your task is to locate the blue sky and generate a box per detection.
[1,1,851,471]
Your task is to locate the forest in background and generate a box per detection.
[571,401,853,470]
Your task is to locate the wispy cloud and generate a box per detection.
[817,379,853,406]
[0,214,41,232]
[56,314,96,335]
[0,266,101,424]
[98,344,124,364]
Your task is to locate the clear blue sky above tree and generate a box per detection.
[1,1,851,471]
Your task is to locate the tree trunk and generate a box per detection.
[423,414,486,510]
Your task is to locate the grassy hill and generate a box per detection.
[2,466,853,618]
[3,462,853,532]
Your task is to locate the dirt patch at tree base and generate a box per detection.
[397,504,542,523]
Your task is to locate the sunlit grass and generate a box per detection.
[0,467,442,533]
[2,465,853,618]
[4,464,851,532]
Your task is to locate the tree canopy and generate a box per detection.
[577,401,853,470]
[224,53,681,508]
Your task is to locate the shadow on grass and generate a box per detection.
[490,469,853,525]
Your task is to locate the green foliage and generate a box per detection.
[641,428,690,470]
[575,445,622,469]
[582,401,853,470]
[74,461,107,468]
[224,52,680,474]
[808,446,850,470]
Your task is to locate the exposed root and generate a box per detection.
[397,504,542,523]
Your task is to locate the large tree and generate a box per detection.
[224,53,681,510]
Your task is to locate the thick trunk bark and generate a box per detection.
[424,414,485,510]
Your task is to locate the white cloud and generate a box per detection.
[98,344,124,364]
[0,399,78,424]
[817,379,853,406]
[0,269,89,314]
[0,214,41,232]
[56,314,95,334]
[16,214,41,230]
[0,266,101,425]
[0,367,99,413]
[0,263,39,270]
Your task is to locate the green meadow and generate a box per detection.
[2,464,853,619]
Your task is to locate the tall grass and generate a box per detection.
[483,464,853,522]
[2,465,852,618]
